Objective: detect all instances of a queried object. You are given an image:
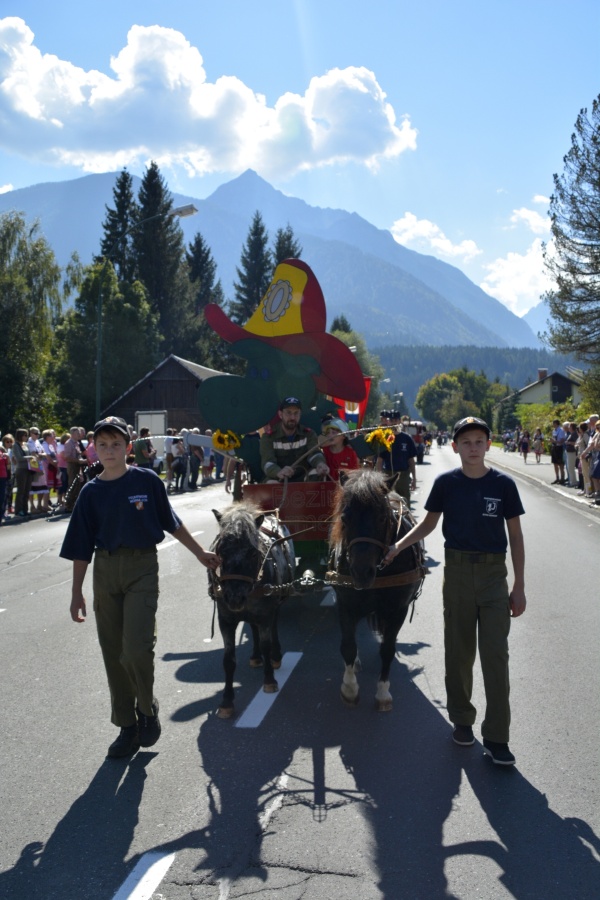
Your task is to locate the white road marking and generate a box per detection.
[258,774,289,830]
[158,530,204,551]
[235,652,302,728]
[111,851,176,900]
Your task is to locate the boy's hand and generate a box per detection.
[509,588,526,617]
[199,550,221,570]
[382,544,399,566]
[70,593,87,623]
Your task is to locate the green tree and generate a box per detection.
[230,211,272,324]
[134,161,190,353]
[415,372,461,425]
[185,232,233,369]
[98,169,139,282]
[544,96,600,367]
[0,211,62,427]
[53,263,162,423]
[330,314,352,333]
[272,224,302,265]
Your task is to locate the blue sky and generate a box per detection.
[1,1,598,316]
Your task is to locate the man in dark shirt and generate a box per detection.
[60,416,219,759]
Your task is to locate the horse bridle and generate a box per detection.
[343,503,399,571]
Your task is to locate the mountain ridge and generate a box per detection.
[0,169,540,348]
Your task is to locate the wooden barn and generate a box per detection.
[102,354,226,432]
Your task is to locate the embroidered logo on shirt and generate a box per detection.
[128,494,149,510]
[483,497,500,517]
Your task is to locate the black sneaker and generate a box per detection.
[107,724,140,758]
[483,739,515,766]
[453,724,475,746]
[137,697,161,747]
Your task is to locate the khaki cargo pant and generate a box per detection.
[93,548,159,727]
[443,550,511,743]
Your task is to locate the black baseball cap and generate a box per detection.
[279,396,302,410]
[93,416,129,439]
[453,416,491,440]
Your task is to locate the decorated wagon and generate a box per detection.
[198,257,371,578]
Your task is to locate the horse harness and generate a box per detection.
[325,500,429,591]
[209,496,428,606]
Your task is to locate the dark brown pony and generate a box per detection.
[329,469,426,710]
[208,502,295,718]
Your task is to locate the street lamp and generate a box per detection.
[95,204,198,419]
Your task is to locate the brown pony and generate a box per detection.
[329,469,426,710]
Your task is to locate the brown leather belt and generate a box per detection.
[445,550,505,565]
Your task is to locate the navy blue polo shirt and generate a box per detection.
[60,467,181,562]
[425,467,524,553]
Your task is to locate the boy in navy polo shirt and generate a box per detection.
[60,416,220,759]
[383,417,526,765]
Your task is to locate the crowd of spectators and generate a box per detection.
[0,422,228,524]
[500,416,600,503]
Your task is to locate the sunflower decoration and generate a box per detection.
[365,427,395,450]
[212,429,242,452]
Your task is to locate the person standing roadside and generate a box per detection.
[550,419,567,484]
[60,416,220,759]
[11,429,35,518]
[0,440,10,522]
[133,427,156,469]
[532,428,544,463]
[383,416,526,766]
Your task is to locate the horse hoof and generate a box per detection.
[375,699,393,712]
[217,706,234,719]
[271,659,282,669]
[341,691,360,707]
[249,657,263,668]
[263,683,279,694]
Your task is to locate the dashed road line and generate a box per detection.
[111,851,176,900]
[235,651,302,728]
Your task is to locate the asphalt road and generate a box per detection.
[0,452,599,900]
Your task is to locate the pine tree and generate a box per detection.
[544,96,600,365]
[187,232,218,316]
[97,169,139,282]
[230,211,273,324]
[185,231,229,368]
[331,314,352,333]
[134,161,189,353]
[272,224,302,265]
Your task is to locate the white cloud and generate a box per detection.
[0,183,13,193]
[532,194,550,205]
[509,207,551,234]
[0,18,417,179]
[480,239,555,315]
[390,212,482,261]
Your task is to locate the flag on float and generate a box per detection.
[333,376,372,429]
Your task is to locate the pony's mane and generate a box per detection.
[330,469,389,545]
[217,501,262,543]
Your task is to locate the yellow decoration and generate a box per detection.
[212,429,242,452]
[365,427,395,450]
[241,263,307,338]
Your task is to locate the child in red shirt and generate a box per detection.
[321,418,360,480]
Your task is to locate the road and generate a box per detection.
[0,450,599,900]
